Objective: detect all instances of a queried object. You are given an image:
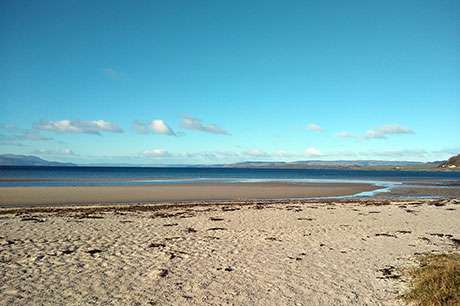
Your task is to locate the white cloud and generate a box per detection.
[365,149,427,158]
[273,150,296,158]
[304,147,322,157]
[142,149,172,158]
[182,116,229,135]
[151,120,175,135]
[133,120,175,136]
[32,148,77,156]
[0,125,53,142]
[336,131,355,138]
[242,149,269,158]
[36,120,123,135]
[132,121,149,134]
[306,123,323,132]
[365,124,414,139]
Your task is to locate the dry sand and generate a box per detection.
[0,182,379,207]
[1,199,459,305]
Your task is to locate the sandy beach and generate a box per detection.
[1,198,459,305]
[0,182,379,207]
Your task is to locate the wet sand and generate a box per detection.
[0,182,379,208]
[0,198,459,305]
[380,186,460,199]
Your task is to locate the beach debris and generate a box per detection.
[86,249,103,256]
[266,237,282,242]
[185,227,197,233]
[159,269,169,277]
[375,233,397,238]
[61,249,76,255]
[368,211,381,214]
[1,239,16,246]
[20,216,46,223]
[149,242,166,248]
[418,237,431,243]
[163,223,179,227]
[286,205,303,212]
[432,200,448,207]
[297,217,314,221]
[210,217,224,221]
[77,214,104,219]
[155,211,192,219]
[396,230,412,234]
[428,233,453,238]
[34,254,45,261]
[179,214,196,219]
[450,238,460,248]
[207,227,226,231]
[224,266,235,272]
[377,266,400,279]
[221,207,240,212]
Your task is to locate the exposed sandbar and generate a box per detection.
[0,182,379,208]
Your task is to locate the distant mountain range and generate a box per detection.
[223,160,428,168]
[0,154,76,167]
[0,153,457,170]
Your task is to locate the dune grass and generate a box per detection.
[402,253,460,305]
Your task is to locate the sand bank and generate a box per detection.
[0,182,379,208]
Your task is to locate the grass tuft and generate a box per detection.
[402,253,460,306]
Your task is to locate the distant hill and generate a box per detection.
[0,154,76,166]
[225,160,424,169]
[438,154,460,169]
[0,153,456,170]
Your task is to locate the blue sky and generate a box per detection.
[1,0,459,164]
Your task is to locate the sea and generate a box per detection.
[1,166,459,187]
[1,166,460,199]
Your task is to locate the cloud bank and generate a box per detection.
[36,120,123,135]
[133,120,176,136]
[365,124,414,139]
[182,116,229,135]
[336,131,355,138]
[32,148,77,156]
[306,123,323,132]
[142,149,172,157]
[335,125,414,140]
[304,147,322,157]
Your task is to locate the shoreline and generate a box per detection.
[0,182,379,208]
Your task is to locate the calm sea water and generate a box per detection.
[1,166,459,187]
